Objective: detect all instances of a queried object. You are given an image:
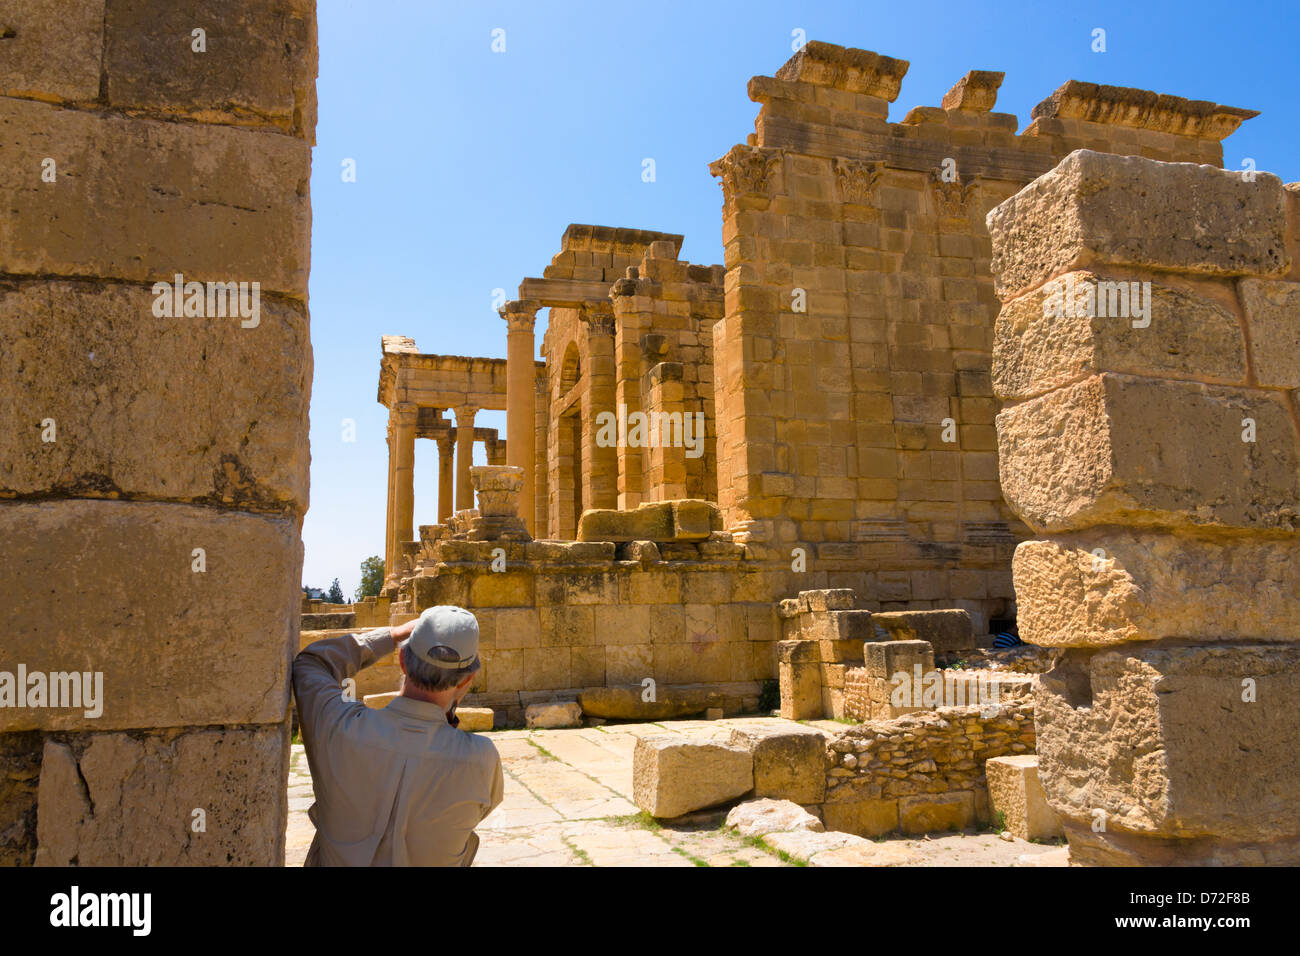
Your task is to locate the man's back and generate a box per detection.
[293,628,504,867]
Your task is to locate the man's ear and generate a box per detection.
[397,648,408,675]
[457,672,475,691]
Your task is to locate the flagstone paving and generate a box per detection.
[285,716,1068,867]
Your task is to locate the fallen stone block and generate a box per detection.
[633,736,753,818]
[997,374,1300,534]
[725,799,824,837]
[986,755,1064,842]
[1014,529,1300,647]
[455,707,495,732]
[898,791,976,835]
[822,796,900,837]
[871,610,973,655]
[524,701,582,729]
[761,828,920,867]
[987,149,1288,299]
[578,684,726,721]
[576,499,722,543]
[729,725,829,804]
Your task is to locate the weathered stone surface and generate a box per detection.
[761,828,919,866]
[773,41,908,100]
[986,755,1063,842]
[35,725,288,866]
[633,735,753,818]
[778,654,822,721]
[0,97,312,297]
[822,797,900,838]
[871,610,974,655]
[301,612,355,631]
[992,272,1247,400]
[987,150,1288,298]
[724,798,823,837]
[1239,278,1300,389]
[997,374,1300,534]
[578,684,725,720]
[1014,529,1300,647]
[576,499,722,542]
[104,0,318,139]
[524,700,582,729]
[864,640,935,678]
[729,725,829,804]
[1035,644,1300,858]
[455,707,495,731]
[0,0,104,101]
[0,281,310,513]
[0,500,300,732]
[898,791,976,834]
[0,732,41,865]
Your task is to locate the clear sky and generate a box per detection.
[302,0,1300,595]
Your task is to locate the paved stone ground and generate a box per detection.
[286,716,1068,867]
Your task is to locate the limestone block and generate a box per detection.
[1034,644,1300,855]
[992,272,1247,400]
[0,500,299,732]
[1014,529,1300,646]
[576,499,721,542]
[871,610,974,654]
[633,736,753,818]
[997,374,1300,534]
[898,791,976,835]
[524,700,582,729]
[773,41,908,101]
[778,655,823,720]
[0,98,312,297]
[864,640,935,680]
[799,588,855,611]
[455,707,495,732]
[725,799,824,837]
[0,0,104,101]
[104,0,318,139]
[987,150,1288,299]
[34,726,287,866]
[0,282,310,512]
[301,612,354,630]
[729,726,829,804]
[985,755,1063,841]
[822,797,900,837]
[578,684,725,720]
[1239,278,1300,389]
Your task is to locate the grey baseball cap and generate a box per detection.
[407,605,480,669]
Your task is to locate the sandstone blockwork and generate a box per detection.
[0,1,317,865]
[989,150,1300,864]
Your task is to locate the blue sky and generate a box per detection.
[302,0,1299,594]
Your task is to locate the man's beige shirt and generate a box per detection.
[293,628,503,866]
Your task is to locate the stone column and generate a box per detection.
[453,404,478,513]
[436,434,454,524]
[501,300,540,534]
[582,301,619,512]
[384,418,398,586]
[988,150,1300,865]
[390,403,418,585]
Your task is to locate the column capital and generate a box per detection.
[499,299,541,332]
[581,300,616,337]
[452,404,479,425]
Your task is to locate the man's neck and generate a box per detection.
[398,679,458,711]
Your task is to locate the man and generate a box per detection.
[293,604,504,866]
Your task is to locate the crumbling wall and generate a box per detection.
[709,41,1255,631]
[0,0,317,865]
[989,149,1300,865]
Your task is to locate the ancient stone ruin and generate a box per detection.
[2,2,1294,867]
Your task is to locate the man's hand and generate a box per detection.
[390,617,418,644]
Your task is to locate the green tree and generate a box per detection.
[327,578,345,605]
[354,555,385,601]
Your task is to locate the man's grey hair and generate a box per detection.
[399,640,480,693]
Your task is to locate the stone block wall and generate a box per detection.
[409,538,799,726]
[989,149,1300,864]
[821,702,1037,836]
[708,41,1255,630]
[0,0,317,865]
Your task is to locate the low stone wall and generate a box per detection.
[409,536,798,726]
[821,702,1036,836]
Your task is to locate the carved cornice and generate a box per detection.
[832,156,887,205]
[709,145,784,210]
